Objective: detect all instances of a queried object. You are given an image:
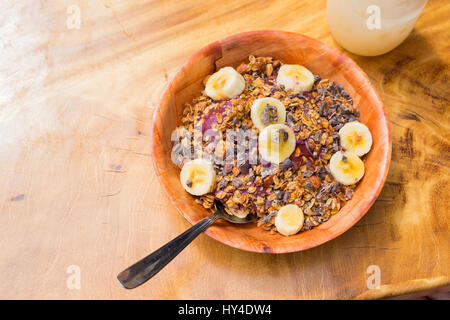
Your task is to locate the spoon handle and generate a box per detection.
[117,212,220,289]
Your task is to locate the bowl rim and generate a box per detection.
[151,30,392,254]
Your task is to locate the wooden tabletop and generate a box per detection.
[0,0,448,300]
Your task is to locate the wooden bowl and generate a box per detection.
[152,30,391,253]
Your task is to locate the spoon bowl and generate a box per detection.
[214,200,257,224]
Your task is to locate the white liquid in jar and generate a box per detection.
[327,0,428,56]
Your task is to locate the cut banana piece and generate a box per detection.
[277,64,315,93]
[339,121,373,156]
[250,97,286,131]
[275,204,304,236]
[180,158,216,196]
[225,207,249,219]
[329,151,365,186]
[205,67,245,100]
[258,124,296,164]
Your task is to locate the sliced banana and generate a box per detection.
[250,97,286,131]
[225,207,249,219]
[329,151,365,186]
[275,204,304,236]
[180,158,216,196]
[205,67,245,100]
[339,121,373,156]
[258,124,296,164]
[276,64,315,93]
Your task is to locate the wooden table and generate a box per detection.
[0,0,448,300]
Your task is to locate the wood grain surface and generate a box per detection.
[0,0,448,299]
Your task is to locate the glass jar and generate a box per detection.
[327,0,428,56]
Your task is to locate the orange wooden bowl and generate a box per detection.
[152,30,391,253]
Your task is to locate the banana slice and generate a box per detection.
[258,124,296,164]
[275,204,304,236]
[250,97,286,131]
[180,158,216,196]
[258,123,296,164]
[339,121,373,156]
[225,207,249,219]
[205,67,245,100]
[329,151,365,185]
[276,64,315,93]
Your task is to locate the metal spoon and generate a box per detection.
[116,200,256,289]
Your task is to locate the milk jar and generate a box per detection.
[327,0,428,56]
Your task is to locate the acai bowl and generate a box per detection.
[152,31,391,253]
